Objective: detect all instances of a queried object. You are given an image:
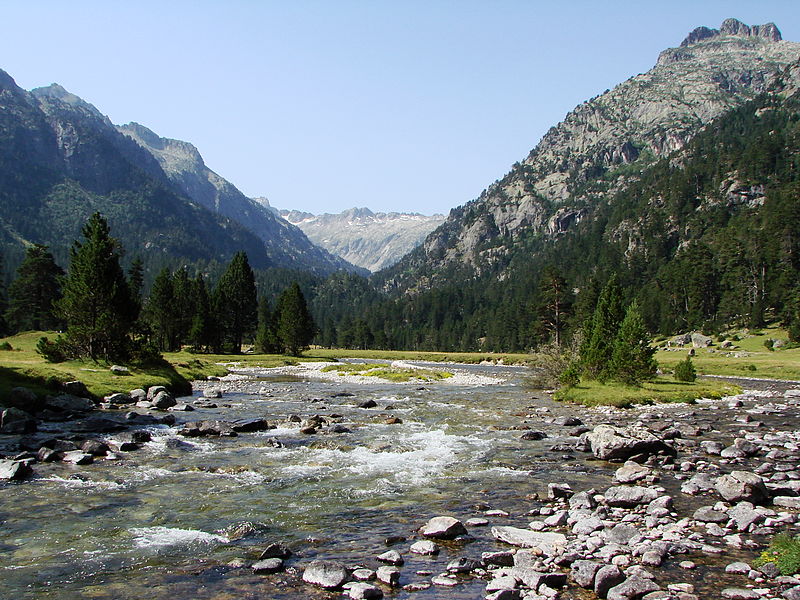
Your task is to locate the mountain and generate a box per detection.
[117,123,361,275]
[276,206,445,272]
[0,70,360,278]
[380,19,800,291]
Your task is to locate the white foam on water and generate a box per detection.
[127,467,175,483]
[40,476,125,491]
[128,526,229,549]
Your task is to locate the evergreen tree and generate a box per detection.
[188,275,215,352]
[128,256,145,320]
[536,265,573,346]
[275,282,316,356]
[215,251,257,353]
[255,296,280,353]
[580,274,625,381]
[0,252,8,336]
[609,300,658,385]
[144,267,176,351]
[6,244,64,332]
[171,267,194,348]
[56,213,137,361]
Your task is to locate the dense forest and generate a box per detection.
[2,94,799,354]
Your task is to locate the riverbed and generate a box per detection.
[1,362,798,599]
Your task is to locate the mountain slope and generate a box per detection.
[278,206,445,272]
[380,19,800,291]
[117,123,362,275]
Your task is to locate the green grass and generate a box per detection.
[308,348,532,365]
[320,362,454,382]
[554,376,741,408]
[656,326,800,381]
[755,533,800,575]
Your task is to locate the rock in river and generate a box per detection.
[302,559,349,589]
[420,516,467,539]
[586,424,675,461]
[491,526,567,555]
[715,471,770,504]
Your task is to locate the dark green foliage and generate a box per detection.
[188,276,215,352]
[609,301,657,385]
[559,362,581,388]
[128,256,144,320]
[581,275,625,380]
[275,282,316,356]
[36,336,68,363]
[756,533,800,576]
[536,265,573,346]
[55,213,137,361]
[255,297,279,354]
[215,252,257,353]
[674,355,697,382]
[144,268,178,351]
[5,244,64,332]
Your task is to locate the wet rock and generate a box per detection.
[728,501,763,530]
[81,440,110,456]
[46,394,95,413]
[587,425,675,462]
[352,569,375,581]
[554,416,582,426]
[1,407,37,434]
[520,430,547,440]
[595,565,625,598]
[384,417,402,425]
[491,526,567,555]
[604,486,660,508]
[607,576,660,600]
[37,447,61,462]
[259,543,292,559]
[410,540,439,555]
[347,582,383,599]
[377,550,403,565]
[203,388,223,399]
[725,562,751,574]
[104,393,133,404]
[358,400,377,409]
[482,551,514,566]
[431,574,458,587]
[0,459,33,480]
[715,471,770,504]
[231,418,272,433]
[8,387,45,413]
[69,416,127,433]
[548,482,573,499]
[572,560,603,588]
[62,451,94,465]
[252,558,284,573]
[329,424,352,434]
[420,516,467,539]
[376,565,400,586]
[62,380,92,398]
[466,517,489,526]
[572,516,604,535]
[681,472,717,495]
[169,403,194,412]
[446,557,478,573]
[151,391,177,410]
[302,559,349,589]
[615,462,651,484]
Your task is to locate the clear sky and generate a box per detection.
[2,1,798,216]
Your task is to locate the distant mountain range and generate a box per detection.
[0,73,362,277]
[258,201,445,272]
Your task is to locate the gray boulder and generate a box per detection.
[62,451,94,465]
[151,391,176,410]
[681,472,717,495]
[377,550,403,565]
[691,333,713,347]
[146,386,168,401]
[110,365,130,375]
[604,486,660,508]
[491,526,567,555]
[347,582,383,600]
[410,540,439,555]
[614,462,651,484]
[693,506,728,523]
[129,389,147,402]
[595,565,625,598]
[302,559,349,589]
[252,558,283,573]
[586,425,675,461]
[1,407,37,433]
[571,560,603,588]
[46,394,95,413]
[420,516,467,539]
[104,393,134,404]
[607,576,660,600]
[0,459,33,480]
[62,380,92,398]
[375,565,400,587]
[715,471,769,504]
[8,387,45,413]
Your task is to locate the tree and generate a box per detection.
[56,213,137,361]
[609,300,658,385]
[6,244,64,332]
[275,282,316,356]
[144,267,176,351]
[536,265,573,346]
[128,256,144,321]
[580,274,625,380]
[215,251,257,352]
[255,296,279,353]
[188,275,215,352]
[674,355,697,382]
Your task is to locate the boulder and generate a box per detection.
[347,582,383,599]
[607,576,660,600]
[0,407,37,434]
[594,565,625,598]
[614,462,651,484]
[691,333,713,348]
[146,386,168,401]
[45,394,95,413]
[693,506,728,523]
[358,400,377,408]
[151,391,176,410]
[302,559,349,589]
[420,516,467,539]
[375,565,400,587]
[377,550,403,565]
[104,393,134,404]
[62,451,94,465]
[110,365,130,375]
[81,439,110,456]
[203,387,223,399]
[410,540,439,555]
[715,471,770,504]
[0,459,33,480]
[259,543,292,559]
[129,389,147,402]
[681,472,717,495]
[8,387,45,413]
[491,527,567,555]
[586,425,675,462]
[231,418,272,433]
[68,416,127,433]
[62,381,92,398]
[572,560,603,588]
[604,486,660,508]
[252,558,283,573]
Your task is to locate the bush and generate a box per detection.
[764,339,775,351]
[756,533,800,575]
[36,336,68,363]
[559,362,582,388]
[0,342,12,351]
[674,356,697,382]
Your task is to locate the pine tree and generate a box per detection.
[171,267,194,348]
[580,274,625,380]
[144,267,176,351]
[6,244,64,332]
[255,297,280,354]
[188,275,215,352]
[56,213,137,361]
[609,300,658,385]
[128,256,144,321]
[275,282,316,356]
[536,265,573,346]
[215,251,257,353]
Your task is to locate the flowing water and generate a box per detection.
[0,363,795,598]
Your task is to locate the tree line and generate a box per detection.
[1,213,316,362]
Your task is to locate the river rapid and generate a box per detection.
[1,362,798,599]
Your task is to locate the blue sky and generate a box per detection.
[2,1,799,215]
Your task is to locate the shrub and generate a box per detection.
[764,339,775,351]
[559,362,581,388]
[674,356,697,382]
[0,342,12,351]
[36,336,68,363]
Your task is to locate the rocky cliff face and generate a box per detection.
[117,123,363,275]
[277,206,445,272]
[383,19,800,289]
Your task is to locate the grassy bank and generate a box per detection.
[554,377,741,408]
[655,326,800,381]
[307,348,532,365]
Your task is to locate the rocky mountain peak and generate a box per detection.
[31,83,110,123]
[680,18,782,48]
